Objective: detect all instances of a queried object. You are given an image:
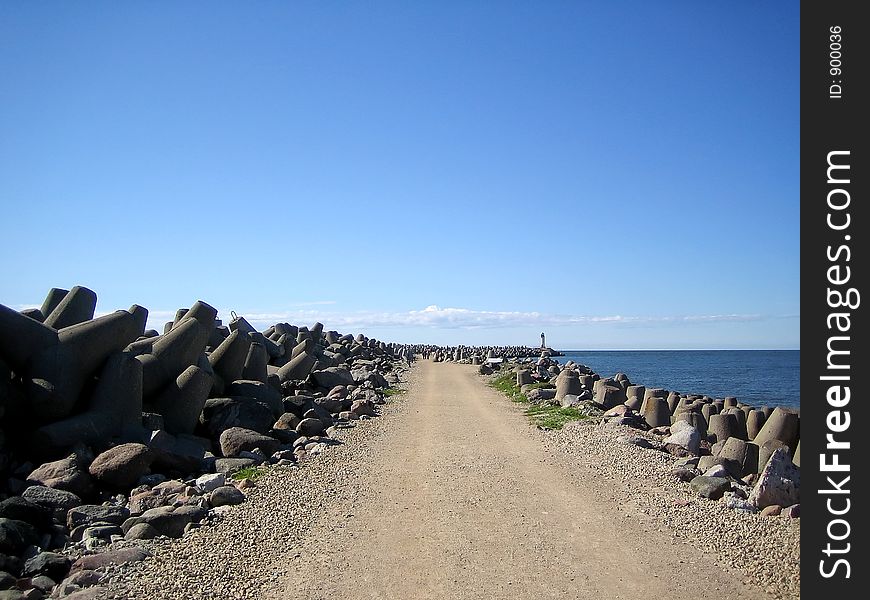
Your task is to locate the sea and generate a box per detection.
[554,350,799,411]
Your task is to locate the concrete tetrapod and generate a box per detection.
[277,351,317,383]
[150,365,213,435]
[0,304,59,372]
[725,408,749,441]
[25,306,148,421]
[309,322,324,343]
[208,329,252,386]
[753,407,799,451]
[34,351,144,454]
[228,316,257,335]
[596,385,626,410]
[746,409,767,440]
[137,318,211,398]
[717,437,760,477]
[555,370,583,402]
[242,342,269,384]
[43,286,97,330]
[643,397,671,428]
[706,413,733,444]
[516,369,533,387]
[39,288,69,322]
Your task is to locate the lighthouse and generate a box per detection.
[540,332,546,348]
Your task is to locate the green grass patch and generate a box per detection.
[490,372,529,403]
[383,387,405,397]
[230,466,268,481]
[524,404,586,430]
[489,372,585,429]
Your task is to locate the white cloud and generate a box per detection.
[10,301,791,333]
[197,305,781,331]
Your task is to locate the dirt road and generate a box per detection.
[278,361,764,600]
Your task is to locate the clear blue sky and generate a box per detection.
[0,1,799,349]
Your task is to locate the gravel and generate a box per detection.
[97,388,411,600]
[540,419,800,600]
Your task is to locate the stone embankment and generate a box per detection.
[411,344,562,362]
[0,286,412,600]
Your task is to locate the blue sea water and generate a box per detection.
[555,350,799,410]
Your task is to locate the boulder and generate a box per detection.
[122,505,202,538]
[350,399,376,418]
[88,444,154,489]
[147,431,206,475]
[748,448,800,509]
[526,388,556,403]
[208,486,245,507]
[662,426,701,455]
[214,458,257,475]
[66,505,129,529]
[195,473,226,494]
[69,547,149,573]
[0,497,52,531]
[200,397,275,436]
[226,381,284,417]
[26,455,94,499]
[273,412,301,431]
[21,486,82,513]
[0,518,40,554]
[124,522,160,541]
[22,551,71,581]
[311,367,355,389]
[219,428,281,457]
[296,418,325,437]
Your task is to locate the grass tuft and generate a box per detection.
[383,387,405,397]
[489,371,586,430]
[231,466,268,481]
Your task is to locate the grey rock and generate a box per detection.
[124,523,159,541]
[296,418,325,437]
[66,504,129,529]
[23,551,71,580]
[219,427,281,458]
[214,458,257,475]
[689,476,731,500]
[194,473,226,493]
[208,486,245,507]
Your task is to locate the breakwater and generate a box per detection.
[0,285,413,598]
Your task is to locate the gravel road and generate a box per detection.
[103,360,788,599]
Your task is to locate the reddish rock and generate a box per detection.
[89,444,154,489]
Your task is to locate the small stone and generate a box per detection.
[195,473,226,494]
[208,486,245,507]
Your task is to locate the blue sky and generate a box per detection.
[0,1,799,349]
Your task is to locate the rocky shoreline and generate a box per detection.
[0,286,412,600]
